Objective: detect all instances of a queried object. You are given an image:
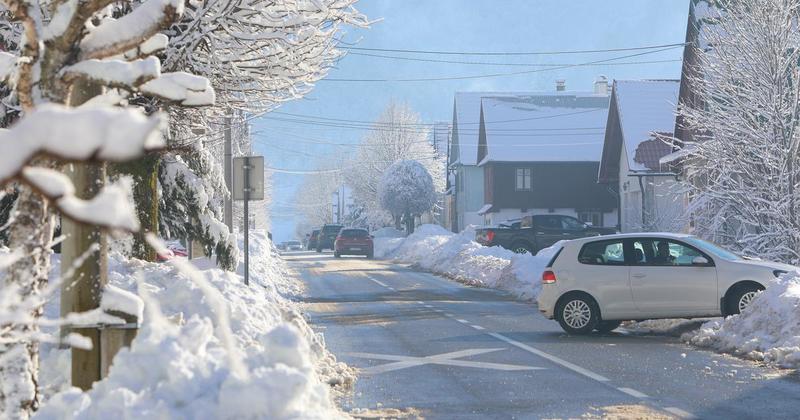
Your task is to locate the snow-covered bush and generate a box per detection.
[676,0,800,263]
[378,160,437,234]
[684,272,800,368]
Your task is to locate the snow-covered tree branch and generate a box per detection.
[676,0,800,262]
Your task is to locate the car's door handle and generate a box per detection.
[631,273,646,279]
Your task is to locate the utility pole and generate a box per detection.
[224,115,233,230]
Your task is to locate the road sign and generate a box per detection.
[233,155,264,286]
[233,156,264,201]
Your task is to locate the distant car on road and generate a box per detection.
[316,224,343,252]
[307,229,320,250]
[334,228,374,258]
[286,240,303,251]
[537,233,796,335]
[476,214,616,254]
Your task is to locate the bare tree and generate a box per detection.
[345,102,445,228]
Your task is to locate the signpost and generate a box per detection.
[233,156,264,285]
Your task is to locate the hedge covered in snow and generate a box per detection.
[36,232,352,419]
[374,224,556,300]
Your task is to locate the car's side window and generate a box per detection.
[534,215,560,230]
[561,216,585,231]
[578,239,625,265]
[631,239,710,266]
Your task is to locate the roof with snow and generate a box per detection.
[598,79,680,182]
[476,92,610,165]
[451,92,523,166]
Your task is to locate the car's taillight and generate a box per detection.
[486,231,495,243]
[542,270,557,284]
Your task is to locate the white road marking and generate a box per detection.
[424,305,433,308]
[387,287,396,291]
[444,313,454,317]
[416,301,424,304]
[456,319,469,324]
[346,348,544,375]
[369,277,389,288]
[664,407,696,419]
[487,332,610,382]
[617,387,649,399]
[471,325,485,330]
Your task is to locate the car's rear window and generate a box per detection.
[287,241,300,245]
[322,225,343,233]
[578,239,625,265]
[340,229,368,237]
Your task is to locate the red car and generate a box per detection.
[334,228,374,258]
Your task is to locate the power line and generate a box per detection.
[340,42,686,56]
[325,46,683,82]
[349,51,682,68]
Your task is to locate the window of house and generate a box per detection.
[578,211,602,227]
[515,168,531,191]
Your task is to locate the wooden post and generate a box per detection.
[60,78,134,390]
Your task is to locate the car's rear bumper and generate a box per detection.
[537,285,557,319]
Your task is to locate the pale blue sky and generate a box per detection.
[255,0,691,241]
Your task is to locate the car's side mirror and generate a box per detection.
[692,256,709,265]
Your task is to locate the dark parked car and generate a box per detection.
[334,228,374,258]
[307,229,320,250]
[316,224,344,252]
[475,214,616,254]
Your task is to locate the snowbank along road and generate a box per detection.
[286,251,800,419]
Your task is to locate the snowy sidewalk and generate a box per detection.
[36,232,353,419]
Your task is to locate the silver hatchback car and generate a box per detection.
[537,233,796,334]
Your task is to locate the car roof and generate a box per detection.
[565,232,694,245]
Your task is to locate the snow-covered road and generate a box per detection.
[287,251,800,419]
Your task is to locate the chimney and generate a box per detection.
[594,75,609,95]
[556,79,566,92]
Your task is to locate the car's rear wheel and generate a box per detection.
[595,320,622,333]
[511,241,533,255]
[334,252,341,258]
[556,295,599,335]
[315,247,322,253]
[726,284,764,315]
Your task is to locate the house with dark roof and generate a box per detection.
[597,79,686,232]
[475,79,617,227]
[448,92,523,231]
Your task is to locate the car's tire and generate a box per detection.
[511,241,533,255]
[334,252,341,258]
[595,320,622,333]
[315,247,322,253]
[556,294,600,335]
[366,252,374,259]
[726,284,764,315]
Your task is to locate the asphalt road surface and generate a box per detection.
[285,251,800,419]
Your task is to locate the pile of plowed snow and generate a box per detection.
[684,272,800,368]
[36,231,352,419]
[375,224,557,299]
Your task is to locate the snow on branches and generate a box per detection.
[378,160,436,233]
[676,0,800,262]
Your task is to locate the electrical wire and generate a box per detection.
[324,46,682,82]
[348,51,682,68]
[339,42,686,56]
